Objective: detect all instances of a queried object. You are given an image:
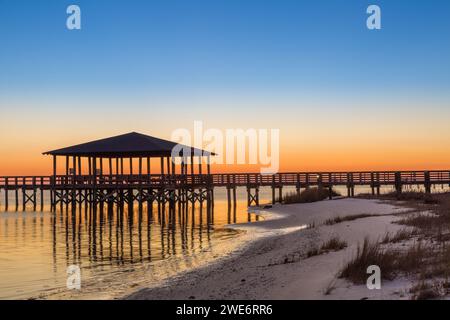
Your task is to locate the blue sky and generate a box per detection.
[1,0,449,103]
[1,0,450,174]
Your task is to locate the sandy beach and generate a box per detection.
[126,198,415,300]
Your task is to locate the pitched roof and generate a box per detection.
[43,132,214,157]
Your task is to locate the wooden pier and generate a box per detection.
[1,170,450,211]
[1,133,449,212]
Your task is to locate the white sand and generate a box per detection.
[126,198,413,300]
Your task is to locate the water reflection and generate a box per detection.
[0,191,260,299]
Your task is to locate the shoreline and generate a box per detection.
[125,198,413,300]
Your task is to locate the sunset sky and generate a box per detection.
[1,0,450,175]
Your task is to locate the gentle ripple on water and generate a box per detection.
[0,187,267,300]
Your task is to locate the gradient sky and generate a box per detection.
[1,0,450,175]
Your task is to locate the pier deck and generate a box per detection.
[1,170,449,211]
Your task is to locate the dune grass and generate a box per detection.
[307,236,347,258]
[324,213,379,226]
[381,228,420,244]
[338,237,432,284]
[281,187,341,204]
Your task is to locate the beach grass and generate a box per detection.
[281,187,341,204]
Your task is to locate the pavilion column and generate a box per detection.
[109,158,113,183]
[207,155,211,175]
[129,157,133,175]
[198,156,202,175]
[171,157,175,176]
[100,158,103,178]
[190,154,194,175]
[88,157,92,178]
[139,157,143,178]
[65,156,69,184]
[120,158,124,175]
[77,157,81,177]
[147,157,151,182]
[160,157,164,176]
[166,157,171,176]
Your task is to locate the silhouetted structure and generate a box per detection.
[41,132,214,211]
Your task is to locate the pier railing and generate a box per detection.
[1,171,450,189]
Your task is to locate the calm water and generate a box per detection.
[1,183,444,299]
[0,187,274,300]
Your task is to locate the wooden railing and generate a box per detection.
[1,171,450,189]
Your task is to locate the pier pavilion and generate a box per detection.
[42,132,215,210]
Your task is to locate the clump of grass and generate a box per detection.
[381,228,420,244]
[339,238,397,283]
[324,213,378,226]
[323,279,337,295]
[306,248,320,258]
[396,214,441,231]
[282,187,340,204]
[307,236,347,258]
[321,236,348,251]
[339,238,431,284]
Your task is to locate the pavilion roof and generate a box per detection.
[43,132,214,158]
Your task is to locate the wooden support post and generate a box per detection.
[346,173,351,197]
[5,178,8,211]
[93,157,97,205]
[255,187,259,206]
[109,158,113,182]
[22,178,26,211]
[77,156,82,177]
[371,172,375,195]
[88,157,92,179]
[129,157,133,175]
[278,186,283,203]
[271,175,276,204]
[424,171,431,194]
[395,171,402,195]
[207,155,211,175]
[32,176,37,210]
[171,157,175,177]
[376,173,380,195]
[52,155,57,210]
[40,177,44,210]
[65,156,69,177]
[15,177,18,210]
[198,156,202,175]
[166,157,170,176]
[72,156,76,205]
[147,157,151,181]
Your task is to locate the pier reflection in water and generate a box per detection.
[0,188,263,299]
